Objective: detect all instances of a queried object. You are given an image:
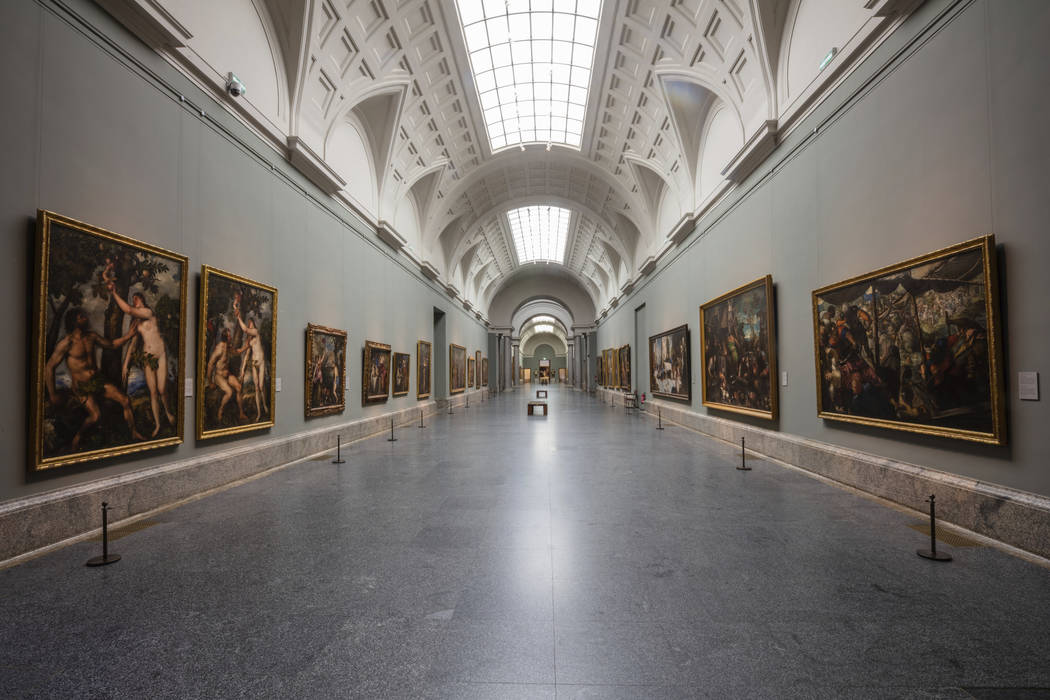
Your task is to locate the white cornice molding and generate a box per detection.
[376,220,407,252]
[721,120,779,184]
[668,214,696,245]
[419,260,440,281]
[96,0,192,49]
[444,282,460,299]
[287,137,346,195]
[638,256,657,277]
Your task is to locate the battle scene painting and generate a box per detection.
[305,324,346,417]
[31,211,188,471]
[417,340,432,399]
[649,325,691,402]
[813,236,1004,444]
[393,352,411,397]
[362,340,391,404]
[197,266,277,439]
[701,276,778,420]
[450,343,466,394]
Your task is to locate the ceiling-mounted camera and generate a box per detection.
[225,72,247,98]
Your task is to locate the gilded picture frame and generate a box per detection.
[197,266,277,440]
[475,350,482,388]
[649,325,692,402]
[417,340,432,400]
[392,351,411,397]
[700,275,778,420]
[304,323,347,417]
[30,210,189,471]
[482,357,489,387]
[812,235,1005,445]
[468,356,476,388]
[362,340,391,404]
[619,344,632,390]
[450,343,466,394]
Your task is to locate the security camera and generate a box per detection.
[225,72,247,98]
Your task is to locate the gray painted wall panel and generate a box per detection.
[598,0,1050,497]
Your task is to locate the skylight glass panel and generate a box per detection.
[507,205,570,263]
[455,0,602,150]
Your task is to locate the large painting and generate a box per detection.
[197,266,277,439]
[700,276,778,420]
[30,211,188,471]
[649,325,691,402]
[362,340,391,404]
[482,357,489,387]
[417,340,432,399]
[468,356,476,388]
[619,345,632,390]
[393,351,410,397]
[475,351,482,388]
[596,354,602,386]
[305,323,346,417]
[450,343,466,394]
[813,236,1005,444]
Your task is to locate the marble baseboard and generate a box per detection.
[596,388,1050,560]
[0,398,488,564]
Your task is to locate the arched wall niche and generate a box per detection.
[697,103,744,204]
[326,116,378,216]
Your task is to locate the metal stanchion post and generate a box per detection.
[86,502,120,567]
[656,406,664,430]
[388,417,398,442]
[917,495,952,561]
[332,435,346,464]
[737,437,752,471]
[419,409,425,429]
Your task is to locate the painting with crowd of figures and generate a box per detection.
[649,325,691,402]
[362,340,391,404]
[417,340,431,399]
[197,266,277,439]
[450,343,466,394]
[812,236,1005,444]
[30,211,188,471]
[700,276,778,420]
[305,323,346,417]
[392,351,411,397]
[619,344,631,390]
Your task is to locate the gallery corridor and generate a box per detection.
[2,387,1049,699]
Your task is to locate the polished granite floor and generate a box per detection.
[2,387,1050,699]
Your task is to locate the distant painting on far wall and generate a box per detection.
[619,345,631,390]
[450,343,466,394]
[305,324,346,417]
[482,357,489,386]
[362,340,391,404]
[649,325,691,402]
[417,340,432,399]
[813,235,1005,444]
[475,351,482,388]
[392,352,410,397]
[468,356,476,388]
[700,276,778,420]
[198,266,277,439]
[30,211,189,471]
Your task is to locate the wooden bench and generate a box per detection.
[623,392,638,412]
[536,390,548,398]
[527,401,549,416]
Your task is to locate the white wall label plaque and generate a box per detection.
[276,377,282,392]
[184,378,193,397]
[781,371,788,387]
[1018,372,1039,401]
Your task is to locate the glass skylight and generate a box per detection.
[507,205,570,263]
[533,324,555,334]
[455,0,602,150]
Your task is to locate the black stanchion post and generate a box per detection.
[656,406,664,430]
[917,494,952,561]
[419,409,425,429]
[388,417,397,442]
[737,437,752,471]
[332,435,346,464]
[86,502,120,567]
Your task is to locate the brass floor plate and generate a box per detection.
[88,519,161,542]
[909,523,981,547]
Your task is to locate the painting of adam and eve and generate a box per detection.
[701,276,778,420]
[305,324,346,417]
[813,236,1005,444]
[417,340,432,399]
[197,266,277,439]
[649,325,691,402]
[363,341,391,404]
[450,344,466,394]
[30,211,188,471]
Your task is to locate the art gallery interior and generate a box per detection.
[1,0,1049,696]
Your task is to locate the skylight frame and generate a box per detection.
[454,0,603,151]
[506,205,571,264]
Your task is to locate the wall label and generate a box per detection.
[1018,372,1039,401]
[276,377,282,393]
[781,371,788,387]
[184,378,193,397]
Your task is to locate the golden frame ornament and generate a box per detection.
[449,343,466,394]
[362,340,392,404]
[196,265,277,440]
[392,351,411,397]
[812,235,1005,445]
[304,323,347,418]
[700,275,778,420]
[417,340,432,400]
[30,210,189,471]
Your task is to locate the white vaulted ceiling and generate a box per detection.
[100,0,922,322]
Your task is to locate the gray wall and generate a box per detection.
[521,343,566,378]
[0,0,489,501]
[598,0,1050,498]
